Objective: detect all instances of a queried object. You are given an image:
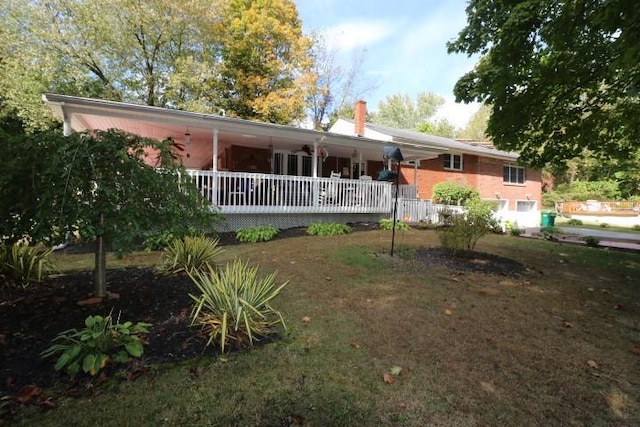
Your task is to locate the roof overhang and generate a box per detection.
[42,94,445,161]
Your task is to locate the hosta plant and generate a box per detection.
[0,240,55,288]
[189,260,288,353]
[158,235,224,276]
[235,225,279,243]
[379,218,410,231]
[41,312,152,377]
[306,222,352,236]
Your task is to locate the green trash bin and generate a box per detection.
[541,211,556,227]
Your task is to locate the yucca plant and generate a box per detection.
[189,260,288,353]
[0,240,55,288]
[158,235,225,276]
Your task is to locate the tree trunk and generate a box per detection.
[94,213,107,298]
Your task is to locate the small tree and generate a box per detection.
[439,200,498,254]
[432,181,479,205]
[0,128,218,297]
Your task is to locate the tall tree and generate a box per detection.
[448,0,640,168]
[370,92,445,130]
[458,104,491,141]
[214,0,314,124]
[306,32,378,130]
[0,129,217,297]
[1,0,225,128]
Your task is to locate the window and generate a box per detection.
[503,164,525,185]
[443,154,462,171]
[286,154,298,176]
[301,156,313,177]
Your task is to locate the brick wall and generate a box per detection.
[399,154,542,209]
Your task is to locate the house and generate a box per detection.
[42,94,541,231]
[330,101,542,228]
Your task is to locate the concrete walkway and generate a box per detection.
[523,226,640,251]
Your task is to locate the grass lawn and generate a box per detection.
[11,229,640,426]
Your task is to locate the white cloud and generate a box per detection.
[324,20,396,52]
[433,96,479,129]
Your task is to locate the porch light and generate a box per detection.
[185,131,191,147]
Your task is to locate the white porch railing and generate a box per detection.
[395,199,464,224]
[186,170,392,214]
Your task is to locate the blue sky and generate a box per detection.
[293,0,480,128]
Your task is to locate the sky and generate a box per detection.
[293,0,480,128]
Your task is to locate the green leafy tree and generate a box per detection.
[448,0,640,168]
[417,118,458,138]
[0,129,218,297]
[214,0,314,124]
[0,0,224,128]
[370,92,445,130]
[458,104,491,141]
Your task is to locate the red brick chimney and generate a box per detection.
[355,100,366,137]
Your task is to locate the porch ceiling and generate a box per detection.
[43,93,445,161]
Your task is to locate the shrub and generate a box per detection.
[41,312,152,377]
[306,222,352,236]
[432,181,479,205]
[158,235,225,276]
[235,225,279,243]
[584,236,600,247]
[0,241,55,288]
[633,225,640,231]
[379,218,410,231]
[599,223,609,228]
[189,261,288,353]
[510,227,523,236]
[438,200,497,253]
[567,219,583,226]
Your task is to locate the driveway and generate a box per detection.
[524,226,640,251]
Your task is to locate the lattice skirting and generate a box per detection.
[215,213,386,232]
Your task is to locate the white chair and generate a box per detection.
[330,171,341,179]
[359,175,372,181]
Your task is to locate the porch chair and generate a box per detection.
[320,171,341,204]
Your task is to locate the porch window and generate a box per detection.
[287,154,298,176]
[503,164,525,185]
[302,155,313,177]
[273,153,283,174]
[443,154,462,171]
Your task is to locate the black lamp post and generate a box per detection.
[383,147,404,257]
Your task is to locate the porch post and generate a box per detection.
[312,140,318,178]
[212,128,219,172]
[61,102,72,136]
[212,128,219,206]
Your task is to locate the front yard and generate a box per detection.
[3,228,639,426]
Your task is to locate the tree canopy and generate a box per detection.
[448,0,640,168]
[0,128,218,296]
[369,92,445,130]
[0,0,313,127]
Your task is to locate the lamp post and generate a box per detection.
[383,147,404,257]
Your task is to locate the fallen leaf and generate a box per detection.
[383,373,395,384]
[444,309,453,316]
[390,366,402,376]
[17,384,41,403]
[450,277,460,282]
[586,360,599,369]
[631,346,640,356]
[587,287,595,292]
[614,303,625,310]
[324,276,332,281]
[350,341,360,349]
[398,402,407,409]
[291,414,305,425]
[562,321,573,328]
[301,316,311,323]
